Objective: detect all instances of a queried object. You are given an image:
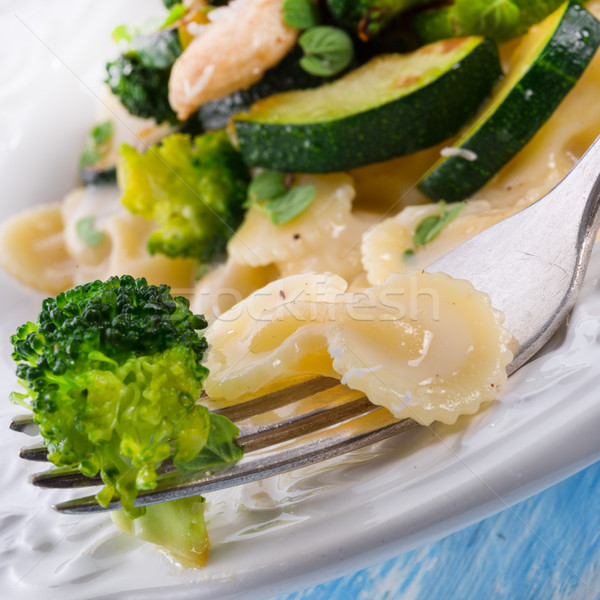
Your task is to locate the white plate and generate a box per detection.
[2,2,600,599]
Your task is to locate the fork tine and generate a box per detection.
[11,377,341,465]
[28,385,378,489]
[9,414,38,436]
[9,377,339,438]
[211,376,340,421]
[31,461,178,489]
[237,388,375,452]
[55,410,418,514]
[20,443,49,462]
[31,466,102,488]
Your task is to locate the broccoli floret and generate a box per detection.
[162,0,181,8]
[105,29,182,124]
[118,131,250,263]
[106,55,175,124]
[10,275,243,521]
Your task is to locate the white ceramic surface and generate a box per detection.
[1,2,600,599]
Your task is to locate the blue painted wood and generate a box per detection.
[276,461,600,599]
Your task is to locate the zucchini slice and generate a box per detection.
[233,37,502,173]
[417,1,600,202]
[197,47,353,131]
[80,162,117,186]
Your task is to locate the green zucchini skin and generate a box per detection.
[418,2,600,203]
[80,166,117,185]
[233,39,502,173]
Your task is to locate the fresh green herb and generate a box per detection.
[452,0,521,41]
[111,17,163,44]
[75,216,106,247]
[246,171,316,225]
[245,171,287,207]
[414,201,465,246]
[261,185,316,225]
[112,24,138,44]
[283,0,321,30]
[299,26,354,77]
[79,121,113,169]
[161,3,188,28]
[416,0,566,43]
[404,201,465,256]
[88,121,113,147]
[79,148,101,169]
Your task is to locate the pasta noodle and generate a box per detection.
[203,272,513,425]
[0,185,195,294]
[361,200,522,285]
[0,204,75,294]
[227,173,378,282]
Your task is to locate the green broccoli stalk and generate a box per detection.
[118,130,250,263]
[9,276,243,522]
[110,406,243,566]
[106,29,182,124]
[112,496,211,567]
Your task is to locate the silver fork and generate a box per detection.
[10,135,600,515]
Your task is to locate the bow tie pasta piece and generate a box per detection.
[0,204,75,294]
[203,273,347,400]
[327,272,514,424]
[60,186,121,278]
[228,173,378,282]
[361,200,522,285]
[190,258,279,323]
[203,271,514,425]
[0,184,196,295]
[62,185,195,289]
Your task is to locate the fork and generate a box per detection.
[10,135,600,515]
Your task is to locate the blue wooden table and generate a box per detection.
[275,461,600,599]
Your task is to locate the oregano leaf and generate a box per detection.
[261,185,316,225]
[76,217,106,247]
[298,26,353,77]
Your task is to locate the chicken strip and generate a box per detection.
[169,0,298,120]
